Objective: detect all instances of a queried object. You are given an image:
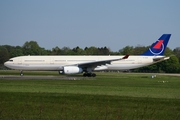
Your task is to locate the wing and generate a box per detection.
[73,55,129,68]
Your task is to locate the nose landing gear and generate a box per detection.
[20,70,23,76]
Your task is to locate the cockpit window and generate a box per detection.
[9,60,13,62]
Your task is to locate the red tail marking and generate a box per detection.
[153,40,164,49]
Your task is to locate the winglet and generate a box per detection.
[122,55,129,59]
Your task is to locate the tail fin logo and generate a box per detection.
[141,34,171,56]
[149,40,164,55]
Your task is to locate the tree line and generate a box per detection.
[0,41,180,73]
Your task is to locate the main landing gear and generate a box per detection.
[83,73,96,77]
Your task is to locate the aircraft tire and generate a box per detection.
[20,71,23,76]
[83,73,96,77]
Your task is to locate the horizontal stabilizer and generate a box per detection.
[153,56,170,62]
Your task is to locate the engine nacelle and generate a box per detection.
[62,66,83,74]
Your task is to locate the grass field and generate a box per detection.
[0,70,180,119]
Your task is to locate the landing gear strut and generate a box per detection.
[83,73,96,77]
[20,70,23,76]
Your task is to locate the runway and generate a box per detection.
[0,73,179,80]
[126,73,180,77]
[159,73,180,77]
[0,75,90,80]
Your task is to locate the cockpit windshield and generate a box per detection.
[9,60,13,62]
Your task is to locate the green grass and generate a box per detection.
[0,70,180,119]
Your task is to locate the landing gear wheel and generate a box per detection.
[83,73,96,77]
[83,73,87,77]
[20,71,23,76]
[92,73,96,77]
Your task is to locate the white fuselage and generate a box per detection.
[4,55,162,71]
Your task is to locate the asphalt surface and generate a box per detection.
[0,73,179,80]
[159,73,180,77]
[0,75,90,80]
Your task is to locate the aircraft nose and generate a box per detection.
[4,61,8,67]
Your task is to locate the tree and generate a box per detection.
[61,46,75,55]
[8,46,23,58]
[119,46,134,55]
[39,47,51,55]
[72,46,86,55]
[155,47,177,73]
[173,47,180,62]
[51,46,62,55]
[133,45,147,55]
[158,56,180,73]
[134,64,159,73]
[164,47,173,56]
[22,41,42,55]
[84,46,99,55]
[10,48,23,58]
[98,47,110,55]
[0,46,9,65]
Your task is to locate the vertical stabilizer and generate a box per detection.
[141,34,171,56]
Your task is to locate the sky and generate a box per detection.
[0,0,180,52]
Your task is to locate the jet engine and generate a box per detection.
[61,66,83,74]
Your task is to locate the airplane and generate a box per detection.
[4,34,171,77]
